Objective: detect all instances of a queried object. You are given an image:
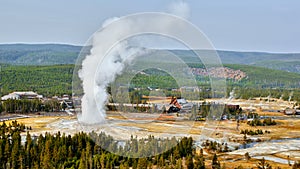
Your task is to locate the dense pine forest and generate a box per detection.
[0,121,206,169]
[0,64,73,97]
[0,99,62,114]
[1,64,300,102]
[1,121,300,169]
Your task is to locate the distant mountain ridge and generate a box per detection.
[0,44,299,73]
[0,44,81,65]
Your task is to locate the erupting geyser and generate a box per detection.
[77,1,191,125]
[78,32,148,124]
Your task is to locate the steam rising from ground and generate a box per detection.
[289,91,294,102]
[228,88,235,100]
[78,1,191,124]
[78,40,147,124]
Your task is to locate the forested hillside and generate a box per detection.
[1,64,300,100]
[0,44,81,65]
[1,44,300,74]
[170,50,300,74]
[0,64,73,96]
[225,64,300,88]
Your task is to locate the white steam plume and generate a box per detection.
[78,18,147,124]
[78,1,191,124]
[289,91,294,102]
[228,88,235,100]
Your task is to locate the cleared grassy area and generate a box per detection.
[3,116,73,132]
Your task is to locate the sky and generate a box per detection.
[0,0,300,52]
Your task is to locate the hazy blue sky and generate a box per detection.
[0,0,300,52]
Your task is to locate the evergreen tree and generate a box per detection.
[212,154,221,169]
[78,150,86,169]
[137,158,148,169]
[175,158,183,169]
[194,154,205,169]
[11,131,21,168]
[186,155,194,169]
[98,153,105,169]
[86,141,93,169]
[257,158,272,169]
[25,132,32,168]
[41,139,52,169]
